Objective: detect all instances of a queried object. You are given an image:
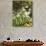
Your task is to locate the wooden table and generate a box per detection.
[3,41,44,46]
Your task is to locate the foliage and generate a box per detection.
[13,0,32,13]
[12,0,32,27]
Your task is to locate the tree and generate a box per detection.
[13,1,32,13]
[12,0,32,26]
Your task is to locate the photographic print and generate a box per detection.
[12,0,32,27]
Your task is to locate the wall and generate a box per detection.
[0,0,46,46]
